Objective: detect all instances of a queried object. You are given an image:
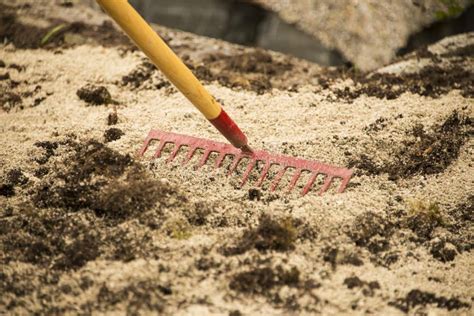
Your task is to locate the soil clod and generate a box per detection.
[230,266,300,294]
[248,188,261,201]
[6,168,29,186]
[343,276,380,297]
[222,215,297,255]
[104,128,124,142]
[0,183,15,197]
[76,84,112,105]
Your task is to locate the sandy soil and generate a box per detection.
[253,0,472,71]
[1,1,473,315]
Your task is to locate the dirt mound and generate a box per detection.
[349,111,471,179]
[230,266,300,294]
[0,136,189,273]
[121,49,296,94]
[228,264,317,310]
[330,65,473,101]
[31,137,175,219]
[0,3,131,49]
[345,195,474,266]
[222,215,298,255]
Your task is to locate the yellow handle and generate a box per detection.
[96,0,221,120]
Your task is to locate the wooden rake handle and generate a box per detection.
[96,0,250,150]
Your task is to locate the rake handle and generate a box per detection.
[96,0,250,150]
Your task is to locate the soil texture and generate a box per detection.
[0,1,473,315]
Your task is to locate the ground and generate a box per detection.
[0,1,473,315]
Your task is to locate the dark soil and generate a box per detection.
[248,188,262,201]
[389,289,470,312]
[441,43,474,58]
[0,136,189,277]
[347,211,394,254]
[6,168,29,186]
[331,65,473,101]
[349,111,471,179]
[343,276,380,297]
[228,264,319,310]
[32,138,162,218]
[223,49,293,75]
[229,266,300,294]
[0,88,22,112]
[76,84,112,105]
[322,247,364,268]
[189,50,293,94]
[347,194,473,265]
[34,140,59,164]
[318,40,474,101]
[97,281,168,314]
[0,168,29,197]
[104,128,124,142]
[222,214,297,255]
[0,3,131,49]
[0,183,15,197]
[8,63,25,72]
[1,207,102,270]
[120,50,291,94]
[0,72,10,80]
[429,239,457,262]
[33,96,46,107]
[0,4,47,49]
[121,60,156,89]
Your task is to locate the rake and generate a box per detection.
[97,0,353,195]
[139,130,352,195]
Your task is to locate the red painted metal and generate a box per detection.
[139,129,353,196]
[208,109,248,149]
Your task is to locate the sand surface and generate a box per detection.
[1,1,473,315]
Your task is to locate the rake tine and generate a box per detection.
[215,152,226,168]
[302,172,318,196]
[138,137,151,156]
[287,169,302,192]
[227,155,242,176]
[183,146,197,165]
[166,144,181,163]
[154,140,167,158]
[318,176,333,195]
[256,161,271,187]
[240,159,256,187]
[338,175,351,193]
[197,150,211,168]
[270,167,286,191]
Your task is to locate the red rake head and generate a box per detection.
[139,130,353,196]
